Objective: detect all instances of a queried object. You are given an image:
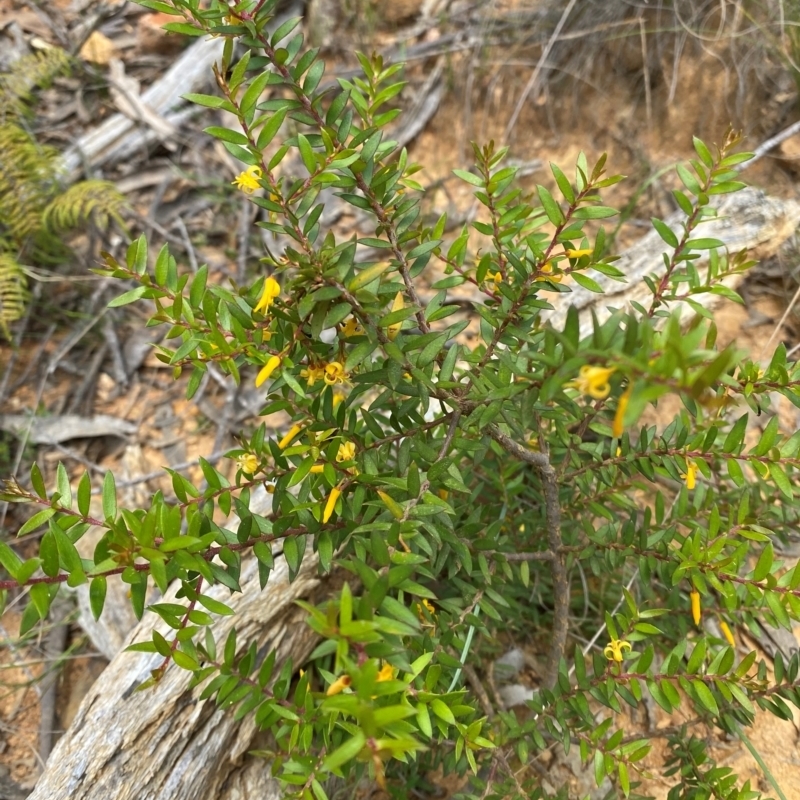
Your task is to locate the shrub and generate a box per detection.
[3,2,800,798]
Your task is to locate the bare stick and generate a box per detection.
[487,426,568,689]
[740,119,800,171]
[502,0,578,141]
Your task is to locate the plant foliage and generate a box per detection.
[3,3,800,798]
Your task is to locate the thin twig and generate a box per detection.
[740,118,800,171]
[487,425,567,689]
[502,0,578,141]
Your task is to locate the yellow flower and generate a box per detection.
[416,598,436,621]
[278,423,302,450]
[236,453,258,475]
[566,365,616,399]
[232,165,262,194]
[565,247,593,259]
[254,275,280,314]
[377,662,395,682]
[255,355,281,387]
[340,317,365,337]
[336,441,356,463]
[387,291,404,341]
[309,464,325,474]
[681,460,697,490]
[326,674,351,696]
[690,589,701,626]
[485,270,504,287]
[603,639,632,662]
[324,361,348,386]
[534,261,563,283]
[720,620,735,647]
[613,384,632,438]
[332,390,347,407]
[301,363,326,388]
[323,483,342,523]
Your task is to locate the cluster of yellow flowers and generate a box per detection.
[300,361,349,388]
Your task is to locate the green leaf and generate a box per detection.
[652,218,678,248]
[430,698,456,725]
[77,472,91,517]
[56,463,71,509]
[17,508,57,537]
[692,679,719,715]
[452,169,483,187]
[537,185,565,226]
[197,594,235,616]
[102,471,117,521]
[204,126,249,146]
[347,261,393,291]
[108,286,149,308]
[90,576,107,620]
[753,542,774,582]
[570,272,603,293]
[323,731,365,772]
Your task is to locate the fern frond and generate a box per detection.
[0,249,28,340]
[43,180,128,234]
[0,48,71,122]
[0,123,60,243]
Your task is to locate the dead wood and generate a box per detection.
[540,188,800,338]
[30,547,328,800]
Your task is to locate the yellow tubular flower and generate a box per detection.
[323,484,342,523]
[534,262,562,283]
[309,464,325,474]
[341,317,364,337]
[336,441,356,463]
[566,365,616,399]
[278,424,303,450]
[720,621,735,647]
[324,361,347,386]
[603,639,632,662]
[255,355,281,387]
[565,247,593,258]
[387,291,404,341]
[236,453,258,475]
[376,663,395,682]
[301,364,326,388]
[681,460,698,490]
[613,384,632,438]
[254,275,280,314]
[326,674,351,696]
[690,590,701,626]
[232,165,262,194]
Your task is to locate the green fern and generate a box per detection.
[0,252,27,340]
[0,48,128,339]
[0,48,71,122]
[44,180,128,233]
[0,122,60,242]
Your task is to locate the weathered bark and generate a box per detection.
[30,548,328,800]
[540,188,800,338]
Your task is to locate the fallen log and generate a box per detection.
[29,547,327,800]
